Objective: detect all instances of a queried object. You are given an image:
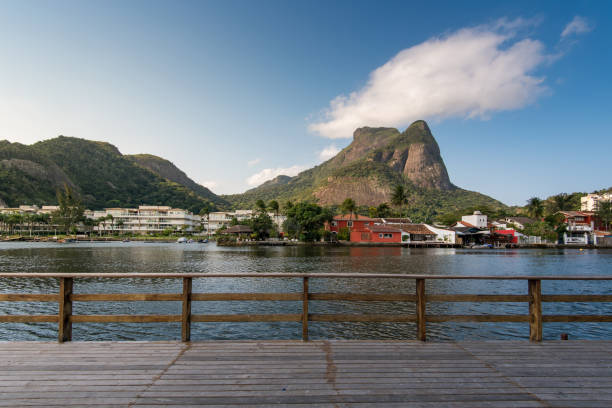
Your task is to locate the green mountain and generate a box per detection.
[224,120,505,221]
[126,154,228,208]
[0,136,224,212]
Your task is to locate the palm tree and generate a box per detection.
[268,200,280,226]
[340,198,357,238]
[549,193,571,214]
[526,197,544,219]
[391,185,408,228]
[255,199,266,214]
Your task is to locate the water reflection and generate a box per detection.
[0,242,611,341]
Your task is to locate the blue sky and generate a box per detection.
[1,0,610,205]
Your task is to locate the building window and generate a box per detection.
[331,221,337,227]
[347,221,353,227]
[384,233,393,238]
[379,233,383,238]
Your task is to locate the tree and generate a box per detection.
[283,200,294,214]
[391,185,408,227]
[377,203,391,218]
[249,212,275,240]
[340,198,357,239]
[368,206,377,218]
[268,200,279,217]
[51,185,84,235]
[548,193,572,214]
[199,204,212,237]
[283,202,333,241]
[526,197,544,219]
[596,200,612,231]
[255,199,267,214]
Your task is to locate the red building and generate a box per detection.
[326,215,380,235]
[350,225,403,243]
[494,229,519,244]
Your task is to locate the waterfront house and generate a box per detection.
[558,211,595,245]
[349,224,404,243]
[327,215,380,236]
[222,225,253,237]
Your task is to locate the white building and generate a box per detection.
[424,224,456,243]
[90,206,200,234]
[459,211,488,228]
[581,193,612,211]
[205,210,286,233]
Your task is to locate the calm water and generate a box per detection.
[1,242,611,341]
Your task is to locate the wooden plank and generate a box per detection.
[191,293,301,301]
[543,315,612,322]
[1,272,612,280]
[542,295,612,302]
[302,277,308,341]
[427,315,529,323]
[191,314,301,322]
[0,315,58,322]
[70,315,181,323]
[71,293,181,301]
[427,295,530,302]
[416,278,426,341]
[182,277,191,342]
[528,279,542,342]
[58,277,72,343]
[309,293,416,302]
[0,294,59,302]
[309,314,417,322]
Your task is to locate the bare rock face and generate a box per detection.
[313,176,391,206]
[403,143,452,190]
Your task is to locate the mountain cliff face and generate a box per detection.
[225,120,503,219]
[0,137,224,212]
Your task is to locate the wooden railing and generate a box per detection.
[0,273,611,343]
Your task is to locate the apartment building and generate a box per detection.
[90,206,200,234]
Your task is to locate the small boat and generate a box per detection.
[187,239,194,243]
[198,239,209,244]
[177,237,188,243]
[122,239,130,243]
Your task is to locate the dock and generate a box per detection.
[1,340,612,407]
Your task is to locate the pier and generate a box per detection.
[1,273,611,406]
[1,340,612,407]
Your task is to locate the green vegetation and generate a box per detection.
[51,185,85,234]
[282,202,333,241]
[0,137,220,213]
[596,200,612,231]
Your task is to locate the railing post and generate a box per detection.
[182,277,192,342]
[58,277,73,343]
[528,279,542,342]
[302,277,309,341]
[416,278,426,341]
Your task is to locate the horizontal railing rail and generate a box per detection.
[0,273,611,343]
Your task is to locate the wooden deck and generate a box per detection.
[1,341,611,407]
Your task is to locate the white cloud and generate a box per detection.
[200,180,218,190]
[309,19,551,139]
[561,16,592,38]
[247,158,261,166]
[246,165,309,187]
[318,145,341,161]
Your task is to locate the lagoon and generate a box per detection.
[1,242,611,341]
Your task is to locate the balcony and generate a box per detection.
[567,224,592,232]
[565,236,588,244]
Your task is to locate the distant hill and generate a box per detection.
[224,120,505,221]
[0,136,224,212]
[126,154,228,208]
